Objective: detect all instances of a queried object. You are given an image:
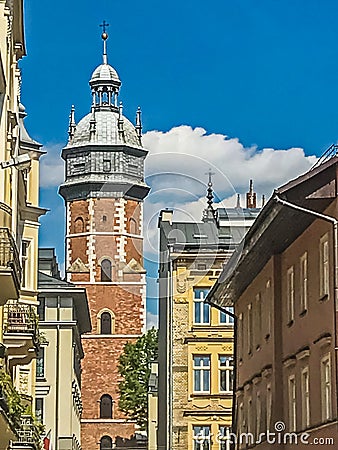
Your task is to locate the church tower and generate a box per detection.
[59,25,149,450]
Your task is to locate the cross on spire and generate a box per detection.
[205,168,215,186]
[100,20,110,34]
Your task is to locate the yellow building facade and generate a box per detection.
[157,209,235,450]
[0,1,45,448]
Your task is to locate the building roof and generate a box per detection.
[217,207,261,221]
[207,156,338,306]
[68,109,140,148]
[90,63,120,84]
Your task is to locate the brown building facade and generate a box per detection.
[207,156,338,449]
[59,31,149,450]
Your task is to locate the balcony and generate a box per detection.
[0,228,22,305]
[3,303,40,368]
[11,415,41,450]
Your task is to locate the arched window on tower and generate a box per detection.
[101,259,112,282]
[129,217,137,235]
[100,312,112,335]
[100,395,113,419]
[100,436,112,450]
[74,217,84,233]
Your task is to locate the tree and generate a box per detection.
[118,327,158,430]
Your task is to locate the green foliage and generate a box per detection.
[0,369,24,428]
[118,328,158,430]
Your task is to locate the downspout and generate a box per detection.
[275,195,338,419]
[167,244,174,450]
[204,298,237,450]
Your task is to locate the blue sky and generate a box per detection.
[20,0,338,323]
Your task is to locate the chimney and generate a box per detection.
[262,194,266,207]
[246,179,257,209]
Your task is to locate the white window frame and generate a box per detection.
[219,306,235,325]
[321,354,332,421]
[193,355,211,393]
[288,375,297,432]
[193,425,211,450]
[218,426,231,450]
[301,367,310,429]
[300,252,308,312]
[219,355,233,393]
[320,234,329,298]
[287,266,295,323]
[193,289,210,325]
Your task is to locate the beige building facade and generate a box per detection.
[0,1,45,449]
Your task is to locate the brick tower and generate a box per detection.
[59,27,149,450]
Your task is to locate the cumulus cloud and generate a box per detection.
[146,311,158,330]
[40,144,64,188]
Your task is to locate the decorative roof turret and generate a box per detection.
[202,169,216,222]
[68,105,76,141]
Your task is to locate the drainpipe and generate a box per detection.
[55,295,61,450]
[167,244,174,450]
[274,195,338,419]
[204,298,237,450]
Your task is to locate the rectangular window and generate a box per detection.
[247,304,252,354]
[103,159,111,172]
[288,375,296,432]
[37,297,45,321]
[36,348,45,378]
[321,354,332,421]
[320,235,329,298]
[300,252,308,312]
[35,398,44,424]
[193,289,210,325]
[193,426,211,450]
[220,307,234,324]
[265,279,272,339]
[287,266,295,323]
[21,240,31,289]
[266,383,272,431]
[301,367,310,429]
[255,293,261,348]
[219,426,231,450]
[256,392,261,438]
[219,356,233,393]
[193,356,210,393]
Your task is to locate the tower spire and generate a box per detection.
[202,169,216,222]
[135,106,142,143]
[68,105,76,142]
[100,20,110,64]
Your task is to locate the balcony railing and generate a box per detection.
[14,415,41,450]
[3,303,40,349]
[0,227,22,289]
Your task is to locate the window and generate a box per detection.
[100,312,112,335]
[220,307,234,324]
[247,397,253,435]
[266,383,272,431]
[36,348,45,378]
[320,235,329,298]
[255,293,261,348]
[100,395,113,419]
[321,354,332,421]
[238,313,243,361]
[288,375,296,432]
[193,426,211,450]
[256,392,261,438]
[193,289,210,325]
[37,297,45,321]
[247,304,252,354]
[101,259,112,282]
[300,252,308,312]
[35,398,44,424]
[100,436,112,450]
[219,356,233,393]
[265,279,271,339]
[287,266,295,323]
[103,159,111,172]
[218,426,231,450]
[129,218,137,234]
[21,240,30,288]
[301,367,310,429]
[74,217,84,233]
[193,356,210,393]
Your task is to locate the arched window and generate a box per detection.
[100,395,112,419]
[100,436,112,450]
[74,217,84,233]
[100,312,112,335]
[129,218,137,234]
[101,259,112,282]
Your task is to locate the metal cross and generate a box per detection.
[100,20,110,33]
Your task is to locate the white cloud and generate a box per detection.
[40,144,64,188]
[146,311,158,330]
